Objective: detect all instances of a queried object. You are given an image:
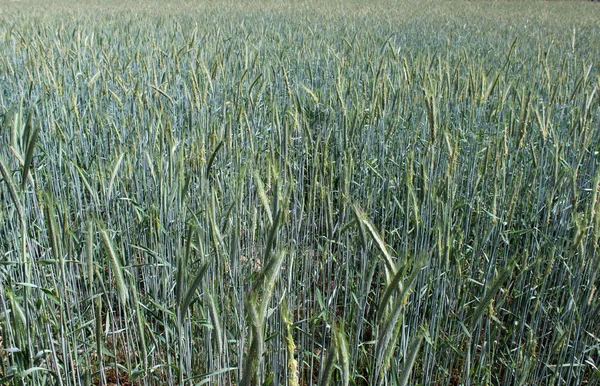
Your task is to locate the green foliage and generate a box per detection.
[0,1,599,385]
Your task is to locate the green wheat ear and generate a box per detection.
[21,109,38,191]
[281,300,299,386]
[0,155,24,220]
[98,222,129,305]
[317,332,337,386]
[242,209,285,386]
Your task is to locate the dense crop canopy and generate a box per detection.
[1,1,599,385]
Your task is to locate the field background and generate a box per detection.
[1,0,600,385]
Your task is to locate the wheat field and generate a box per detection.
[0,0,599,385]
